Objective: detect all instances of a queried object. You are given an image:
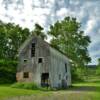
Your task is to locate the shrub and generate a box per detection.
[11,82,39,90]
[0,59,18,84]
[71,66,85,83]
[96,66,100,75]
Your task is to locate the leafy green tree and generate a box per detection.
[48,17,91,67]
[0,21,30,60]
[0,21,30,83]
[32,23,47,40]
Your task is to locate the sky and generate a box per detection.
[0,0,100,65]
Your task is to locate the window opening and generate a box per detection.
[24,59,27,62]
[31,43,35,57]
[38,58,43,63]
[65,63,67,72]
[23,72,29,78]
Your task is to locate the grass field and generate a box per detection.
[0,78,100,100]
[0,85,45,100]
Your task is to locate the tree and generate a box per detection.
[0,21,30,83]
[48,17,91,67]
[96,58,100,75]
[98,58,100,66]
[0,21,30,60]
[32,23,47,40]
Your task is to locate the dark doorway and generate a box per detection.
[41,73,49,87]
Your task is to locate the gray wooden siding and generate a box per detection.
[16,37,71,88]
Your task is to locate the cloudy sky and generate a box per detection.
[0,0,100,64]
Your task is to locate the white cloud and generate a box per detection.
[0,0,100,64]
[56,8,69,17]
[31,8,50,16]
[85,18,96,34]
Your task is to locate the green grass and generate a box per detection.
[71,83,99,99]
[0,85,45,100]
[11,82,39,90]
[0,77,100,100]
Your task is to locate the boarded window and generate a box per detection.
[65,63,67,72]
[31,43,35,57]
[38,58,43,63]
[23,72,29,78]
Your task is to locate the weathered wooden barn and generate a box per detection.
[16,36,71,88]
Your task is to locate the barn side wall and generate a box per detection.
[49,47,71,88]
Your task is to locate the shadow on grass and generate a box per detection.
[36,80,100,92]
[68,85,100,92]
[38,85,100,93]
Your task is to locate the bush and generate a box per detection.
[0,59,18,84]
[11,82,39,90]
[71,66,85,83]
[96,66,100,75]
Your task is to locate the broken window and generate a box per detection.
[23,72,29,78]
[31,43,35,57]
[38,58,43,63]
[65,63,67,72]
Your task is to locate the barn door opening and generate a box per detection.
[41,73,49,87]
